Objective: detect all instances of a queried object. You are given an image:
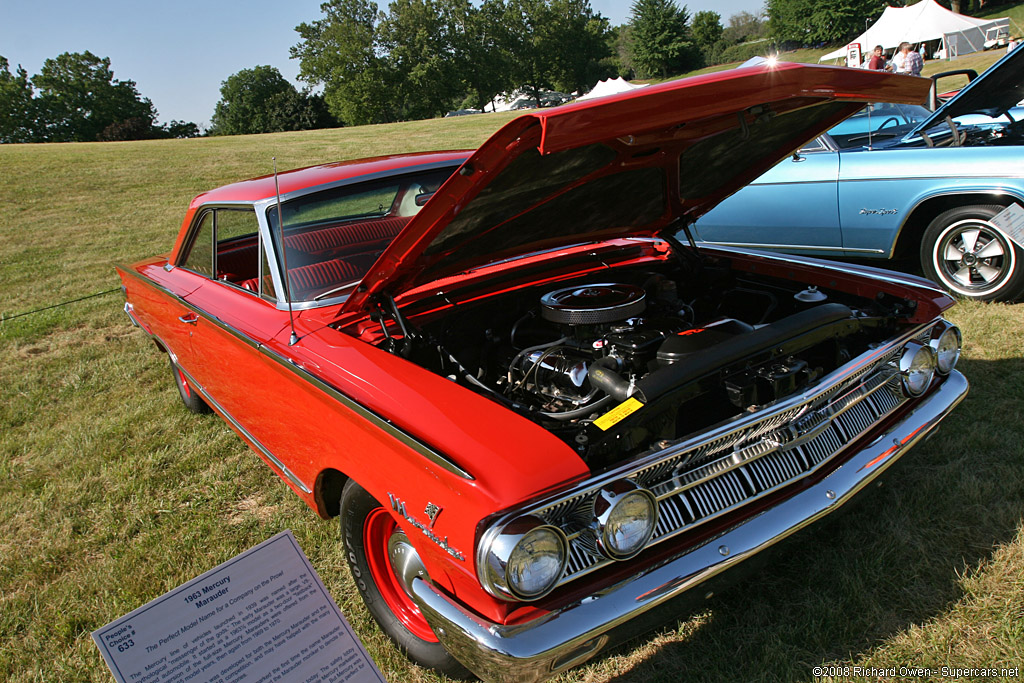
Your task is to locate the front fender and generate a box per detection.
[837,146,1024,255]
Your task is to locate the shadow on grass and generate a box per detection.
[591,356,1024,683]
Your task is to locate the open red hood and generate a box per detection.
[344,62,930,314]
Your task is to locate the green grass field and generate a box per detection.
[2,59,1024,682]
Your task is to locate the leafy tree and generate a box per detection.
[378,0,467,120]
[767,0,886,44]
[500,0,610,104]
[210,65,335,135]
[31,51,157,142]
[293,0,399,125]
[163,120,202,138]
[723,10,768,44]
[501,0,557,105]
[628,0,700,79]
[0,56,36,143]
[611,24,638,78]
[692,11,723,50]
[459,0,517,111]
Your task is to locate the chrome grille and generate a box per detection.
[495,321,942,589]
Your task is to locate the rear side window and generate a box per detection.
[180,208,273,297]
[182,212,214,276]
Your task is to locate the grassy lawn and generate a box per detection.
[2,62,1024,682]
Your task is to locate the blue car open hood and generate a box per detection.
[911,45,1024,136]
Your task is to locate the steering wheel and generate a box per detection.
[877,116,900,131]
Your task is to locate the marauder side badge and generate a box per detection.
[388,494,465,561]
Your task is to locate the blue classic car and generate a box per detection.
[695,47,1024,301]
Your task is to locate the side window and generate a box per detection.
[214,209,260,285]
[217,209,257,244]
[182,212,214,276]
[259,246,277,299]
[800,137,826,152]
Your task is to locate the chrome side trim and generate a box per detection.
[123,302,140,327]
[178,366,313,494]
[887,188,1024,258]
[413,371,969,683]
[702,241,885,255]
[120,266,473,481]
[841,173,1024,183]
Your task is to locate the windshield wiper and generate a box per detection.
[313,282,357,301]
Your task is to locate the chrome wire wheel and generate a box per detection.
[921,205,1024,302]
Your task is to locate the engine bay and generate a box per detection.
[371,254,919,470]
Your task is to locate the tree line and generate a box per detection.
[5,0,1013,143]
[0,52,199,143]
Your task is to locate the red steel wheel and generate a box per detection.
[340,480,471,679]
[362,507,438,642]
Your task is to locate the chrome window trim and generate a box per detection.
[480,319,939,593]
[251,160,466,311]
[120,266,474,481]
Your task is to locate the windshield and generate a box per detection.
[827,103,933,149]
[266,167,456,303]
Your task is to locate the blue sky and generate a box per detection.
[2,0,765,129]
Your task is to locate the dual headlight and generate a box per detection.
[480,480,658,600]
[898,323,961,397]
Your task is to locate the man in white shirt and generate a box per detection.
[891,42,910,73]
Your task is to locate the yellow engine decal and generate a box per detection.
[593,397,644,431]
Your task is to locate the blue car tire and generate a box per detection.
[921,204,1024,302]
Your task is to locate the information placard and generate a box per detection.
[990,202,1024,249]
[93,530,386,683]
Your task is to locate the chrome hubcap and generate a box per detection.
[387,529,428,598]
[937,221,1010,292]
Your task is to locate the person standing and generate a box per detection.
[891,42,910,73]
[868,45,888,70]
[906,45,924,76]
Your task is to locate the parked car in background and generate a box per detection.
[118,65,967,682]
[696,47,1024,302]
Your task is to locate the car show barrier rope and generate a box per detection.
[1,288,119,322]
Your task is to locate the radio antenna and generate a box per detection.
[274,158,299,346]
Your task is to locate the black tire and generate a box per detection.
[340,480,472,679]
[169,357,211,414]
[920,204,1024,302]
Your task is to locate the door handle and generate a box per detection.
[178,313,199,325]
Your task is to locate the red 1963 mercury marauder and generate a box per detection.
[118,63,966,681]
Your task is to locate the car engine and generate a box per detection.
[382,259,914,470]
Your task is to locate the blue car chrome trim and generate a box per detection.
[412,371,968,683]
[701,242,886,254]
[118,265,474,481]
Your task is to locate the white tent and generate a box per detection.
[577,77,648,102]
[819,0,1009,61]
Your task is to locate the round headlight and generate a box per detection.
[930,325,961,375]
[593,480,658,560]
[899,341,937,397]
[481,516,567,600]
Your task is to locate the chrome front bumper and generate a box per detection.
[411,371,968,683]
